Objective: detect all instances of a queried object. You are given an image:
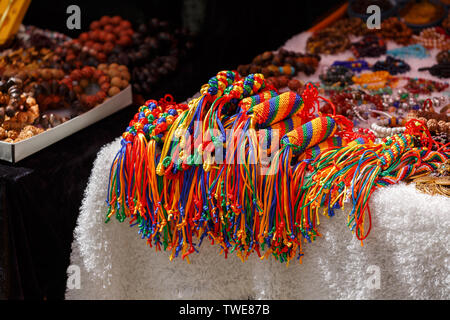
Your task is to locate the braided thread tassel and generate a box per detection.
[106,96,187,225]
[203,73,267,171]
[157,70,238,176]
[258,116,338,262]
[104,70,450,264]
[225,91,307,216]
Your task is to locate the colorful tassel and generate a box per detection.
[104,70,449,265]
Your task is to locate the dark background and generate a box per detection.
[1,0,344,300]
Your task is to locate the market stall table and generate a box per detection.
[65,25,450,299]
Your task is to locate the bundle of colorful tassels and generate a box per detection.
[105,70,449,264]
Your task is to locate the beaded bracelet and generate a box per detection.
[417,117,450,135]
[372,56,411,75]
[437,50,450,64]
[371,117,407,138]
[403,77,449,95]
[306,28,350,55]
[62,66,109,110]
[332,60,370,73]
[33,79,80,112]
[319,65,354,88]
[0,77,41,127]
[379,90,443,114]
[330,17,367,36]
[412,27,450,50]
[386,44,429,60]
[352,71,391,90]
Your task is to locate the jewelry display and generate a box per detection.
[378,17,413,45]
[306,28,350,55]
[419,63,450,79]
[412,27,450,50]
[437,50,450,64]
[352,71,391,90]
[409,160,450,197]
[329,17,367,36]
[332,60,370,73]
[403,77,449,95]
[386,44,429,59]
[319,65,354,88]
[238,49,320,78]
[371,117,407,138]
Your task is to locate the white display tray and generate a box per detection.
[0,85,132,163]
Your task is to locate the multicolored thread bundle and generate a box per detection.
[105,70,449,264]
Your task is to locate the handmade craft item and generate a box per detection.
[443,13,450,34]
[306,28,350,55]
[412,27,450,50]
[319,65,354,88]
[105,71,449,264]
[437,50,450,64]
[386,44,429,60]
[352,71,392,90]
[61,66,109,109]
[409,160,450,197]
[332,60,370,73]
[372,56,411,75]
[238,49,320,78]
[378,17,412,45]
[320,90,384,120]
[371,117,407,138]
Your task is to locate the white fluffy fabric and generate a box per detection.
[66,138,450,300]
[66,31,450,300]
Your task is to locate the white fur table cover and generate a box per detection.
[66,138,450,300]
[66,31,450,300]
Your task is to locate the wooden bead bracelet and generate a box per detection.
[330,17,367,36]
[412,27,450,50]
[237,49,320,78]
[378,17,412,45]
[351,35,386,58]
[33,79,80,112]
[62,66,109,110]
